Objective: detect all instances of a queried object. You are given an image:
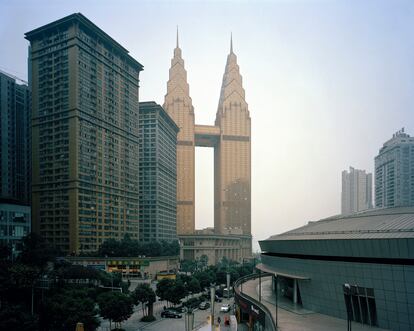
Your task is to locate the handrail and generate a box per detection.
[233,273,277,331]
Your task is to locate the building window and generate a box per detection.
[343,285,378,327]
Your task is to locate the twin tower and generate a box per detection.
[164,33,251,240]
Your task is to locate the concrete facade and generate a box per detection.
[138,101,179,242]
[67,255,179,280]
[375,129,414,208]
[341,166,372,215]
[179,230,252,265]
[163,33,252,259]
[26,14,143,254]
[259,207,414,331]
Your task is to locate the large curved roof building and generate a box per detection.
[258,207,414,330]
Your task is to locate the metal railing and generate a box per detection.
[234,273,277,331]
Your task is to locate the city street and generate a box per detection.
[98,296,235,331]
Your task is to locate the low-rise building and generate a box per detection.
[0,199,31,255]
[66,255,179,280]
[258,207,414,330]
[179,229,251,265]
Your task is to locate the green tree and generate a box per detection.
[0,304,38,331]
[194,271,214,289]
[156,278,174,303]
[98,292,133,330]
[187,278,201,294]
[132,283,156,318]
[199,254,208,270]
[40,288,100,331]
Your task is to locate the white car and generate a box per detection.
[220,303,231,312]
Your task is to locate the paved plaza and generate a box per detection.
[241,276,389,331]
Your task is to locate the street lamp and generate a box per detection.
[210,284,216,331]
[343,283,352,331]
[275,275,278,330]
[226,272,231,300]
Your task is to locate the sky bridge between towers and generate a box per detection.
[195,124,221,147]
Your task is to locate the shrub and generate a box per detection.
[141,315,156,322]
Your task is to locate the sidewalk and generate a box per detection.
[240,276,388,331]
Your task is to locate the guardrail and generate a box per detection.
[233,273,277,331]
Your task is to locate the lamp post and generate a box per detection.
[343,283,352,331]
[185,308,194,331]
[226,272,231,300]
[275,275,278,330]
[259,269,262,302]
[210,284,216,331]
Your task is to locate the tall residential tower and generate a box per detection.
[375,129,414,208]
[26,14,143,253]
[341,167,372,215]
[139,101,179,242]
[0,71,31,204]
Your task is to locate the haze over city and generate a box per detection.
[1,0,413,251]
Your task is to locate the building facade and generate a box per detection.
[259,207,414,330]
[26,14,143,254]
[0,199,31,252]
[139,101,179,242]
[179,230,252,265]
[66,255,179,280]
[0,71,31,204]
[163,33,252,257]
[341,166,372,215]
[375,129,414,208]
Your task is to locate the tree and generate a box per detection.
[0,304,38,331]
[98,292,133,330]
[131,283,156,319]
[18,233,59,270]
[194,271,214,289]
[199,255,208,270]
[187,278,201,294]
[40,288,100,331]
[156,278,175,303]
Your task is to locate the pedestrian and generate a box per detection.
[218,316,221,325]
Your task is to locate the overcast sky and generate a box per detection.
[1,0,413,251]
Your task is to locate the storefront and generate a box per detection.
[235,291,266,331]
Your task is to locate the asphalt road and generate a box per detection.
[98,297,235,331]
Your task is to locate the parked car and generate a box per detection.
[199,301,210,310]
[220,303,231,312]
[170,305,186,313]
[161,310,182,318]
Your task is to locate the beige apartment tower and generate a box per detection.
[26,14,143,254]
[164,34,252,255]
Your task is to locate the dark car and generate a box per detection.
[161,310,182,318]
[170,305,186,313]
[198,301,210,310]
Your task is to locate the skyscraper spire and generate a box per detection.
[176,25,179,48]
[230,32,233,53]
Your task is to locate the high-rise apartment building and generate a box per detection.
[375,129,414,208]
[138,101,179,242]
[0,71,31,204]
[26,13,143,254]
[341,166,372,215]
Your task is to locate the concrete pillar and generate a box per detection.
[293,279,297,304]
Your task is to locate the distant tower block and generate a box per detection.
[164,33,251,247]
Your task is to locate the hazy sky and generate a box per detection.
[1,0,413,251]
